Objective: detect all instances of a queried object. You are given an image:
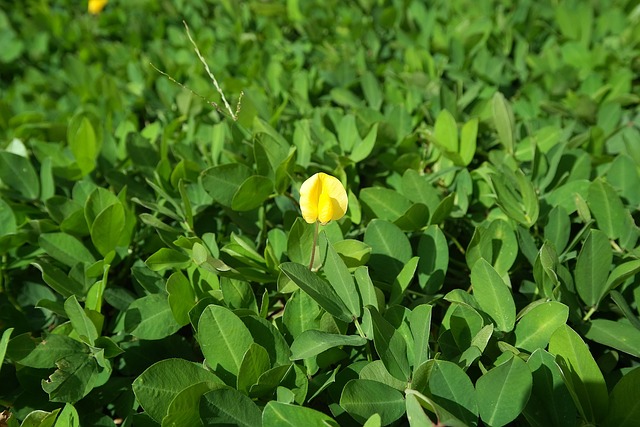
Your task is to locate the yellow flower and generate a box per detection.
[88,0,108,15]
[299,173,348,225]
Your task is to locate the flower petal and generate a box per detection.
[317,191,334,224]
[318,173,348,222]
[88,0,108,14]
[299,172,348,224]
[300,173,321,223]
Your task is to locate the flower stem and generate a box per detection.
[308,221,319,270]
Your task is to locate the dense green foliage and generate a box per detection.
[1,0,640,426]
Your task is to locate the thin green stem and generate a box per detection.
[308,221,319,270]
[583,306,597,322]
[353,317,366,338]
[443,229,466,255]
[353,317,372,362]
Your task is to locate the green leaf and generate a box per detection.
[359,360,407,391]
[333,239,371,268]
[201,163,253,207]
[405,393,436,427]
[433,109,458,153]
[220,277,258,312]
[279,262,352,323]
[286,218,316,266]
[412,360,479,426]
[133,358,223,423]
[607,154,640,207]
[533,242,559,299]
[90,202,125,256]
[339,115,359,153]
[363,413,383,427]
[354,267,378,310]
[69,117,98,176]
[405,392,436,427]
[524,349,576,427]
[405,390,468,427]
[471,259,516,332]
[492,92,515,154]
[319,232,361,318]
[290,330,366,360]
[42,352,99,403]
[438,304,484,359]
[0,327,14,374]
[610,290,640,330]
[199,388,262,427]
[197,304,254,385]
[249,364,291,399]
[394,203,429,231]
[231,175,274,211]
[476,356,532,427]
[459,118,478,166]
[282,289,322,339]
[351,123,378,162]
[605,259,640,294]
[7,333,87,369]
[587,178,628,240]
[0,151,39,199]
[389,256,419,305]
[340,379,406,425]
[124,294,181,340]
[401,169,440,212]
[491,169,538,227]
[64,295,99,345]
[262,401,338,426]
[575,229,612,307]
[241,315,291,367]
[0,197,16,237]
[20,409,60,427]
[584,319,640,358]
[364,219,412,284]
[603,366,640,427]
[466,219,518,276]
[543,179,591,214]
[545,206,571,254]
[360,187,412,222]
[367,306,411,382]
[409,305,432,370]
[417,225,449,294]
[166,271,196,326]
[548,324,609,423]
[84,188,119,228]
[361,71,382,110]
[514,301,569,352]
[55,403,80,427]
[162,382,222,427]
[237,343,271,392]
[429,193,455,225]
[39,233,96,268]
[146,248,191,271]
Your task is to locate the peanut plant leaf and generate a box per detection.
[476,356,532,427]
[549,325,609,424]
[198,305,254,386]
[471,259,516,332]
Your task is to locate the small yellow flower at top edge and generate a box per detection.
[88,0,108,15]
[299,172,348,225]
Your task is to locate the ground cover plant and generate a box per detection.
[1,0,640,425]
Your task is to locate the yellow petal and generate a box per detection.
[299,173,321,223]
[88,0,108,14]
[299,172,348,224]
[317,191,334,224]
